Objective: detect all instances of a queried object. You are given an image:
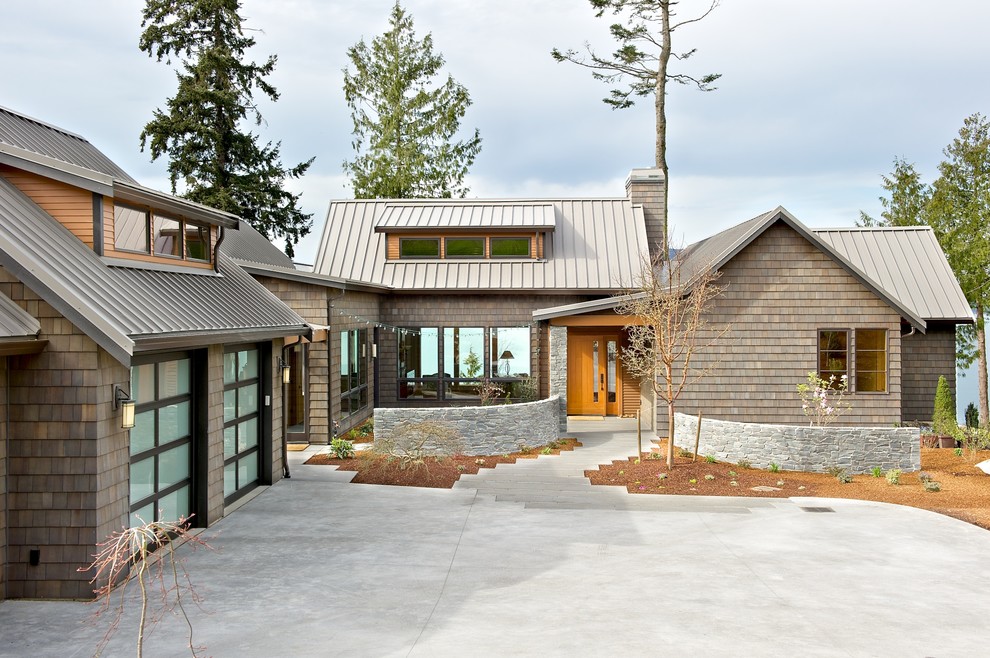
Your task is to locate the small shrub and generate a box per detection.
[736,458,752,470]
[540,447,553,455]
[704,474,715,481]
[917,471,933,483]
[474,458,486,466]
[836,472,853,484]
[932,375,958,438]
[885,468,901,485]
[688,478,697,484]
[375,419,464,470]
[954,447,964,457]
[825,466,846,478]
[677,447,694,458]
[776,479,785,487]
[656,472,668,481]
[924,480,942,492]
[728,470,737,477]
[729,480,738,487]
[704,454,716,464]
[547,439,562,450]
[870,466,883,478]
[517,443,533,454]
[456,464,466,472]
[647,452,664,460]
[478,378,506,406]
[329,438,355,459]
[768,462,780,473]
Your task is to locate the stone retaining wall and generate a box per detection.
[374,396,560,456]
[673,413,920,473]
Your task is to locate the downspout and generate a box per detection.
[213,226,226,274]
[281,344,291,480]
[902,325,916,338]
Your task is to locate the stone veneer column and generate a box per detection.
[548,325,568,432]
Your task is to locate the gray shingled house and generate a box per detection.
[0,106,308,599]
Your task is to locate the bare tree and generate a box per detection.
[552,0,720,255]
[617,252,728,467]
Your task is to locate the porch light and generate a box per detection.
[278,357,291,384]
[113,385,136,430]
[499,350,514,377]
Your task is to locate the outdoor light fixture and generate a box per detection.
[113,385,135,430]
[278,357,291,385]
[499,350,514,377]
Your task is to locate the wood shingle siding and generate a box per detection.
[901,324,957,424]
[671,223,904,430]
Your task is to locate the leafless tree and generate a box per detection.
[617,251,728,467]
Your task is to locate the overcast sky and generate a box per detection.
[3,0,990,265]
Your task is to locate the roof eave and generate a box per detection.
[131,324,311,353]
[0,144,114,195]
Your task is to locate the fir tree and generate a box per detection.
[139,0,314,257]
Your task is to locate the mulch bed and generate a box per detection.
[305,438,582,488]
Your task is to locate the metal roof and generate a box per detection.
[534,208,971,327]
[374,201,557,232]
[0,176,308,366]
[313,198,648,292]
[221,220,296,268]
[814,226,973,322]
[0,291,40,338]
[0,105,135,182]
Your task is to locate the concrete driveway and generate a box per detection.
[1,419,987,657]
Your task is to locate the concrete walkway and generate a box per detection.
[1,419,987,657]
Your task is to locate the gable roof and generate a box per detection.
[814,226,973,323]
[221,219,296,269]
[0,176,308,366]
[534,207,972,329]
[313,197,648,293]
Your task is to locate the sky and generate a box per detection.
[2,1,989,410]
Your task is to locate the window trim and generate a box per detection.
[854,328,889,394]
[817,329,849,388]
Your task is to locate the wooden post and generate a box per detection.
[693,411,703,462]
[637,408,642,458]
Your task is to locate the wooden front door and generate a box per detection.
[567,333,621,416]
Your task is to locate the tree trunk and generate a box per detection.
[664,362,675,469]
[977,302,988,427]
[655,0,672,259]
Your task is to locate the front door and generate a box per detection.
[567,333,620,416]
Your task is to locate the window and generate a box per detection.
[129,355,193,527]
[112,202,212,264]
[399,238,440,258]
[154,213,182,257]
[398,328,440,399]
[284,343,306,437]
[855,329,887,392]
[340,329,369,418]
[445,237,484,258]
[491,237,531,258]
[185,222,211,261]
[818,330,848,387]
[114,203,149,253]
[444,327,485,400]
[490,326,533,399]
[223,346,261,501]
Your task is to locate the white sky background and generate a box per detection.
[2,0,990,267]
[3,0,989,414]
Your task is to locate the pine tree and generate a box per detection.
[139,0,314,257]
[857,157,931,227]
[343,1,482,199]
[552,0,720,256]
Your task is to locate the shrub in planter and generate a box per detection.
[932,375,959,444]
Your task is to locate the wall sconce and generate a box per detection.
[278,357,291,385]
[113,385,135,430]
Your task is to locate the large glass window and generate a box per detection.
[445,237,484,258]
[399,238,440,258]
[489,327,531,378]
[855,329,887,393]
[223,346,261,501]
[129,355,193,527]
[490,237,531,258]
[818,330,848,387]
[398,327,440,399]
[444,327,485,400]
[284,343,306,437]
[114,203,149,253]
[340,329,369,418]
[185,222,211,261]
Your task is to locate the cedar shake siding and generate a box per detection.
[0,358,7,601]
[901,324,957,424]
[671,222,904,430]
[377,293,593,407]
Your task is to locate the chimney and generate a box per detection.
[625,168,666,259]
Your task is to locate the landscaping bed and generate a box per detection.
[305,438,582,488]
[586,442,990,530]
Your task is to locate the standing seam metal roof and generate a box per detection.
[0,176,307,366]
[314,198,648,291]
[374,202,557,231]
[0,105,136,182]
[0,291,40,338]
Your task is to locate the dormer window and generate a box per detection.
[113,201,212,264]
[490,237,531,258]
[445,237,484,258]
[399,238,440,258]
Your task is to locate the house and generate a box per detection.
[0,106,309,599]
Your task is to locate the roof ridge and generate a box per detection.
[814,225,932,232]
[0,104,88,144]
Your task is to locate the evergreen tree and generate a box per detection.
[857,157,931,227]
[552,0,720,256]
[343,2,482,199]
[932,375,957,437]
[139,0,314,257]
